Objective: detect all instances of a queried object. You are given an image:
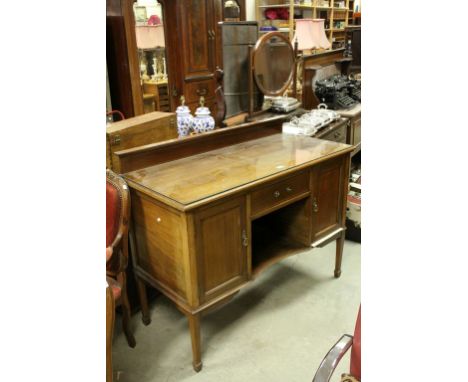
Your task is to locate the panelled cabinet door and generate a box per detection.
[179,0,215,79]
[194,196,248,303]
[310,157,345,242]
[352,116,361,146]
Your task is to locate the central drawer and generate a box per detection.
[251,172,309,218]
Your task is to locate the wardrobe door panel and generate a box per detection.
[179,0,215,78]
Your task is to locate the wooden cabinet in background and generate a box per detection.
[179,1,216,79]
[107,0,140,118]
[336,104,361,157]
[311,117,349,146]
[107,0,246,118]
[171,0,246,115]
[315,120,348,144]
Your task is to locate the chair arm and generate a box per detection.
[110,232,123,255]
[106,233,127,275]
[312,334,353,382]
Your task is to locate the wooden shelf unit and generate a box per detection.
[255,0,356,50]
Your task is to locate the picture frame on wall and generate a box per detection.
[134,6,147,23]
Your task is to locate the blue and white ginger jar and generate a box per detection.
[176,96,193,137]
[192,98,215,134]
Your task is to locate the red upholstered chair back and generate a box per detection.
[350,305,361,380]
[106,170,131,274]
[106,170,135,349]
[106,181,121,248]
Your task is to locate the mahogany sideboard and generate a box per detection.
[114,122,353,372]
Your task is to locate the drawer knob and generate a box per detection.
[286,187,293,192]
[273,191,280,198]
[312,197,319,212]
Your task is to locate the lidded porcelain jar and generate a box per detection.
[191,96,215,134]
[176,95,193,137]
[224,0,240,21]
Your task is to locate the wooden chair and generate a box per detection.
[312,305,361,382]
[106,169,136,348]
[106,278,115,382]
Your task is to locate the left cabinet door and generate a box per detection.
[194,196,248,304]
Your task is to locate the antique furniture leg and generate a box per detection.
[128,226,151,325]
[118,272,136,348]
[106,285,115,382]
[187,313,202,372]
[136,276,151,325]
[334,233,345,278]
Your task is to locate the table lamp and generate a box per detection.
[135,24,166,81]
[294,19,331,55]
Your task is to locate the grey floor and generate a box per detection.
[112,240,361,382]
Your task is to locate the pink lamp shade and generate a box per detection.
[294,19,331,50]
[135,24,165,49]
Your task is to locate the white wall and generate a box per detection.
[245,0,256,21]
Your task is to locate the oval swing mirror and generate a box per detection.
[253,32,295,97]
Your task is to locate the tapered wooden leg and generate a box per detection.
[118,272,136,348]
[106,285,115,382]
[136,277,151,325]
[334,233,345,278]
[187,313,202,372]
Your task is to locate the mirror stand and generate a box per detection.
[246,34,299,122]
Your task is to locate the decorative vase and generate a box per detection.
[224,0,240,22]
[191,96,215,134]
[176,95,193,137]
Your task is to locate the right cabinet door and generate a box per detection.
[310,156,346,243]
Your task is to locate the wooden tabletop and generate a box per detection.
[124,134,352,206]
